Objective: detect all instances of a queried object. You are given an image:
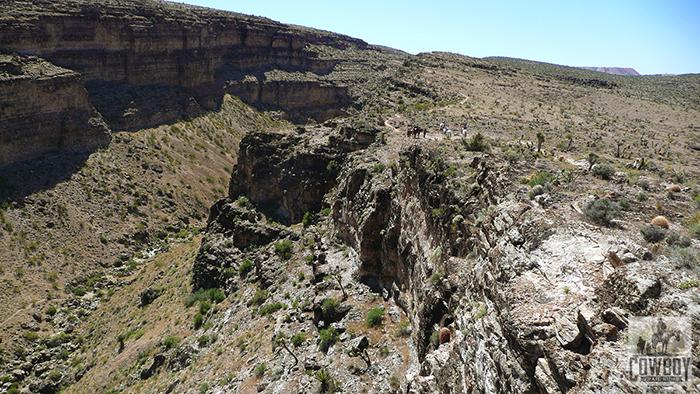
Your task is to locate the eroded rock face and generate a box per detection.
[327,149,696,393]
[0,0,406,131]
[0,54,110,166]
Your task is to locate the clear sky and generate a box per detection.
[178,0,699,75]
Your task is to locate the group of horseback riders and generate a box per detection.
[406,123,469,139]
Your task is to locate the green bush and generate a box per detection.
[326,160,338,172]
[319,326,339,352]
[365,307,385,328]
[239,259,253,277]
[528,172,553,188]
[640,224,667,243]
[254,363,266,377]
[583,198,621,226]
[315,368,342,394]
[184,288,210,307]
[46,305,57,316]
[249,289,268,306]
[193,312,204,329]
[291,332,306,347]
[48,370,62,382]
[274,240,293,260]
[199,300,212,315]
[636,191,648,201]
[23,331,39,341]
[592,164,616,180]
[258,302,286,316]
[302,211,312,227]
[208,288,225,303]
[163,336,181,350]
[322,298,339,318]
[463,131,488,151]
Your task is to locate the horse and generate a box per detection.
[407,126,426,138]
[648,328,683,355]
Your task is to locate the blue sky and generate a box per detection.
[179,0,699,75]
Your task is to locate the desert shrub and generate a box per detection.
[249,289,268,306]
[291,332,306,347]
[48,370,61,382]
[315,368,342,394]
[637,180,651,190]
[44,332,70,348]
[197,335,210,347]
[640,224,667,243]
[274,240,293,260]
[199,300,212,315]
[23,331,39,341]
[326,160,338,172]
[184,288,210,307]
[463,131,488,151]
[670,247,700,272]
[583,198,621,226]
[528,172,553,188]
[365,307,385,328]
[396,321,411,337]
[319,327,339,352]
[666,232,692,248]
[430,331,440,349]
[193,312,204,329]
[254,363,266,378]
[322,298,339,318]
[688,216,700,239]
[238,259,253,277]
[163,336,181,350]
[208,288,225,303]
[45,305,57,316]
[302,211,312,227]
[592,164,616,180]
[372,163,385,173]
[616,197,631,211]
[258,302,286,316]
[636,191,648,201]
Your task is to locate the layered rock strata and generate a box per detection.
[0,54,109,166]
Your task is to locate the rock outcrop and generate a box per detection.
[0,54,109,166]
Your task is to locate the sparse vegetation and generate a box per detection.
[274,240,294,260]
[365,307,385,328]
[583,198,621,226]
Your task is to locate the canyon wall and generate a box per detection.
[0,54,109,166]
[0,0,405,166]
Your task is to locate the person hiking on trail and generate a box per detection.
[461,125,467,137]
[444,125,451,136]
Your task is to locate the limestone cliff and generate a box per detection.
[0,0,406,131]
[0,54,109,166]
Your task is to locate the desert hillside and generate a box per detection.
[0,1,699,394]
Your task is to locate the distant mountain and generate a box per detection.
[579,67,640,76]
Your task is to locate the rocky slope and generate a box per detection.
[0,3,699,394]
